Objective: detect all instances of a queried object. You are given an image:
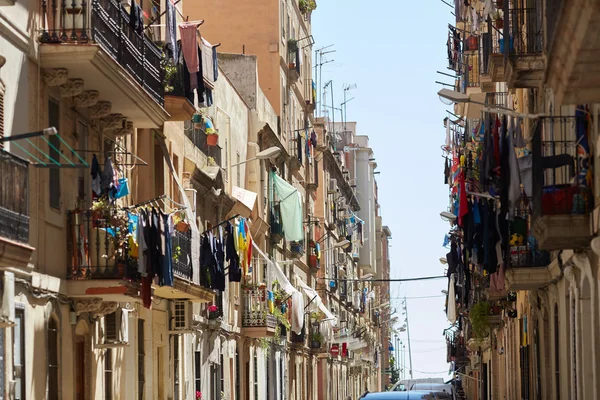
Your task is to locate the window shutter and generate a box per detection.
[0,88,4,149]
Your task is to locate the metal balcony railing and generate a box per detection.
[486,92,508,108]
[40,0,164,106]
[290,241,305,258]
[0,150,29,243]
[242,287,277,329]
[532,115,593,218]
[167,60,195,106]
[67,209,138,280]
[270,205,284,243]
[462,53,480,88]
[505,4,544,56]
[172,229,193,280]
[185,128,222,167]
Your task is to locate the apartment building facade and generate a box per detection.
[441,1,600,399]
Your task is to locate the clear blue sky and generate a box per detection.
[312,0,454,381]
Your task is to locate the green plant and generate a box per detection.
[173,245,181,262]
[299,0,316,14]
[470,301,491,339]
[310,331,323,344]
[162,58,177,93]
[287,38,298,54]
[258,338,270,350]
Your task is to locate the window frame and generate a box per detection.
[47,316,59,400]
[13,307,25,400]
[138,319,145,400]
[104,348,113,400]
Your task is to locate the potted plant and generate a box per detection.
[493,11,504,29]
[299,0,317,14]
[507,291,517,302]
[469,301,491,339]
[192,113,203,129]
[287,38,298,54]
[196,391,203,400]
[310,332,323,349]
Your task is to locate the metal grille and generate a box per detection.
[242,288,277,329]
[104,312,118,342]
[0,150,29,243]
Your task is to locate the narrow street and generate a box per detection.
[0,0,596,399]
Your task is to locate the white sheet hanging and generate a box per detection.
[296,277,337,326]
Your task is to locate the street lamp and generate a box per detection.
[229,146,282,167]
[437,88,542,119]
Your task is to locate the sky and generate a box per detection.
[312,1,455,382]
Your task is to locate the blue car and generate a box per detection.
[359,391,438,399]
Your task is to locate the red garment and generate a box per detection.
[179,22,199,89]
[142,275,152,309]
[458,171,468,227]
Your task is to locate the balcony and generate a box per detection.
[270,206,284,244]
[185,127,222,167]
[503,4,545,88]
[289,133,303,172]
[306,161,319,193]
[0,150,33,270]
[290,241,305,259]
[164,63,196,121]
[545,0,600,104]
[486,18,507,83]
[531,116,593,250]
[288,48,301,84]
[66,210,139,281]
[40,0,168,128]
[67,209,213,301]
[486,92,509,109]
[291,326,306,347]
[241,287,277,338]
[505,233,551,290]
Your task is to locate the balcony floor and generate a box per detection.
[546,1,600,104]
[532,214,592,251]
[506,54,545,88]
[40,45,168,128]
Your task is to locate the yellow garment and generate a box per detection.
[128,235,138,258]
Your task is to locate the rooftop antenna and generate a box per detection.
[342,83,357,134]
[314,45,335,117]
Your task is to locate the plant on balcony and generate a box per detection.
[299,0,316,14]
[162,59,178,94]
[91,197,129,248]
[310,331,323,349]
[492,10,504,29]
[195,391,202,400]
[207,156,216,167]
[469,301,491,339]
[272,280,288,306]
[287,38,298,54]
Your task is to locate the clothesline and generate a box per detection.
[200,214,240,236]
[125,194,186,210]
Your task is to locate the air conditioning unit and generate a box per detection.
[0,272,15,327]
[169,300,192,333]
[96,308,130,348]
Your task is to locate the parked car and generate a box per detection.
[359,391,437,399]
[409,383,453,399]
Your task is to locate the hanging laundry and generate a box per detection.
[213,234,226,291]
[179,22,200,90]
[165,0,178,63]
[212,45,219,81]
[129,1,143,34]
[91,154,101,196]
[101,156,118,196]
[271,171,303,241]
[160,212,174,286]
[225,222,242,282]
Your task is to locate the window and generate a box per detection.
[104,349,113,400]
[138,319,145,400]
[47,317,59,400]
[236,153,241,187]
[173,335,180,400]
[253,351,258,400]
[235,350,240,400]
[280,2,285,39]
[219,355,224,398]
[13,309,25,400]
[48,99,60,209]
[0,83,4,149]
[279,355,284,399]
[172,153,180,203]
[194,350,201,394]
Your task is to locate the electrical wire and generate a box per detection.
[319,276,446,283]
[390,295,446,300]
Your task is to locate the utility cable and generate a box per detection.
[318,276,446,283]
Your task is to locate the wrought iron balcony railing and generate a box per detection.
[67,209,138,280]
[532,115,593,218]
[0,150,29,243]
[241,287,277,330]
[505,5,544,56]
[185,127,222,167]
[40,0,164,105]
[172,229,193,280]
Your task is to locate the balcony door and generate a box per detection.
[75,340,85,400]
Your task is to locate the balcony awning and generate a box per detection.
[251,240,305,334]
[296,277,337,326]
